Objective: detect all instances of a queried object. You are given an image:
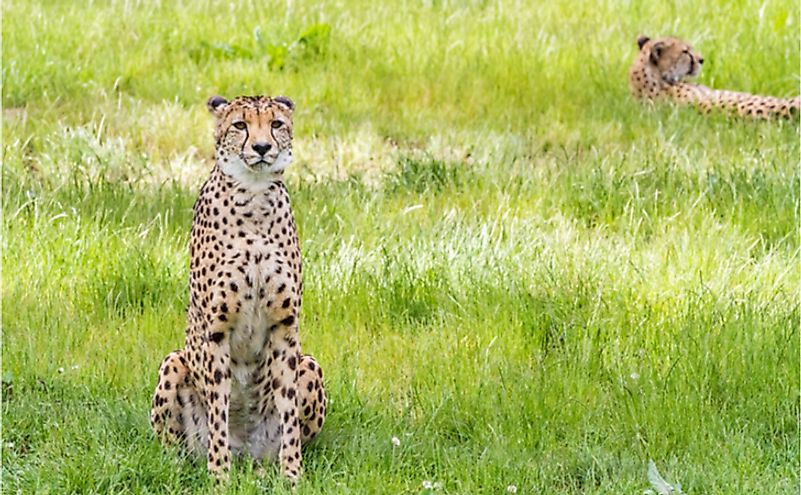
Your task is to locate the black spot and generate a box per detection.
[210,332,225,343]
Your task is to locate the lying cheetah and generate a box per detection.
[151,95,326,483]
[629,35,800,119]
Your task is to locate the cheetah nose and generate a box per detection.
[698,57,704,65]
[252,142,272,156]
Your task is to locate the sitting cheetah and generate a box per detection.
[151,95,326,483]
[629,35,800,119]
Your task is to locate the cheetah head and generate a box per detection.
[636,35,704,85]
[207,94,295,182]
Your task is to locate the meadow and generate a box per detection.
[2,0,799,493]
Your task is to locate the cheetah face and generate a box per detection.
[638,36,704,85]
[207,95,295,183]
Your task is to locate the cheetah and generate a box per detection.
[629,35,800,119]
[150,94,326,484]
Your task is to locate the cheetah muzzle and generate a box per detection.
[151,94,327,484]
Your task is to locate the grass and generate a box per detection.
[2,0,799,493]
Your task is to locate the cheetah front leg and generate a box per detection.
[202,331,233,479]
[262,323,303,483]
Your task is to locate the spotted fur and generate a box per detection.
[151,95,326,484]
[629,35,800,120]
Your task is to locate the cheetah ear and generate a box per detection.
[207,95,229,118]
[273,96,294,113]
[637,35,650,50]
[649,41,665,65]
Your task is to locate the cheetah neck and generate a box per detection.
[206,165,291,208]
[629,55,674,99]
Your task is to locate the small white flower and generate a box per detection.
[433,481,443,489]
[391,436,401,447]
[5,442,14,449]
[57,367,65,374]
[630,372,640,380]
[507,485,518,493]
[71,365,80,370]
[422,480,433,489]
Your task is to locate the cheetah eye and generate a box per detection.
[232,121,247,130]
[271,120,284,129]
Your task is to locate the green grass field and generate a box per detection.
[2,0,799,493]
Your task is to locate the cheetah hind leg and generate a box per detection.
[297,354,327,444]
[150,350,209,456]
